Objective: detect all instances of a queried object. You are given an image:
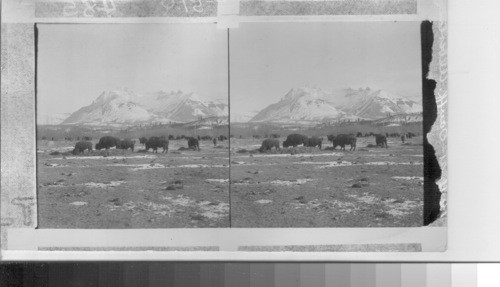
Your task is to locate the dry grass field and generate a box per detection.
[37,134,423,228]
[230,136,423,227]
[37,139,230,228]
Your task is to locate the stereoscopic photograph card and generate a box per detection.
[1,0,447,259]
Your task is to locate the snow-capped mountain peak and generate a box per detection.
[249,86,422,123]
[61,89,228,126]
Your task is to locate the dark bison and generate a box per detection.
[329,134,357,151]
[188,137,200,151]
[218,135,227,142]
[117,139,135,151]
[213,138,218,147]
[259,139,280,152]
[306,136,323,149]
[139,137,148,145]
[283,134,308,148]
[145,137,169,153]
[356,132,363,137]
[375,134,388,148]
[95,136,120,150]
[72,141,92,155]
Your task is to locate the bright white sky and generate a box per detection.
[230,21,422,116]
[37,24,228,115]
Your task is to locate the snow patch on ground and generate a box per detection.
[198,201,229,219]
[290,199,358,214]
[269,179,315,186]
[69,201,88,206]
[255,199,273,204]
[57,155,156,160]
[347,193,421,217]
[314,161,355,168]
[205,179,229,183]
[178,164,226,168]
[392,176,424,181]
[240,152,344,158]
[365,161,423,166]
[84,181,125,188]
[106,163,227,171]
[385,200,421,217]
[43,163,69,167]
[107,195,228,220]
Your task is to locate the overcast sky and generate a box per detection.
[37,24,228,115]
[230,21,422,116]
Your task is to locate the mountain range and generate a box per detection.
[247,87,422,123]
[39,86,421,126]
[58,89,228,126]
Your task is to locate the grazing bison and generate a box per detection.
[306,136,323,149]
[145,137,169,153]
[218,135,227,142]
[375,134,388,148]
[330,134,357,151]
[213,138,217,147]
[117,139,135,151]
[139,137,148,145]
[259,139,280,152]
[188,137,200,151]
[95,136,120,150]
[283,134,308,148]
[72,141,92,155]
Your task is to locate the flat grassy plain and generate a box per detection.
[37,134,423,228]
[37,139,230,228]
[230,136,424,227]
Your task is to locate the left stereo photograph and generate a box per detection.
[35,24,230,228]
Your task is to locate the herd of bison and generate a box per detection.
[37,130,423,228]
[68,132,415,155]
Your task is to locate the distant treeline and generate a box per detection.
[37,125,229,141]
[230,122,422,139]
[38,121,421,141]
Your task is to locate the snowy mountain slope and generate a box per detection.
[230,111,258,123]
[37,113,71,125]
[371,113,423,126]
[250,87,422,123]
[61,89,228,126]
[250,87,344,123]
